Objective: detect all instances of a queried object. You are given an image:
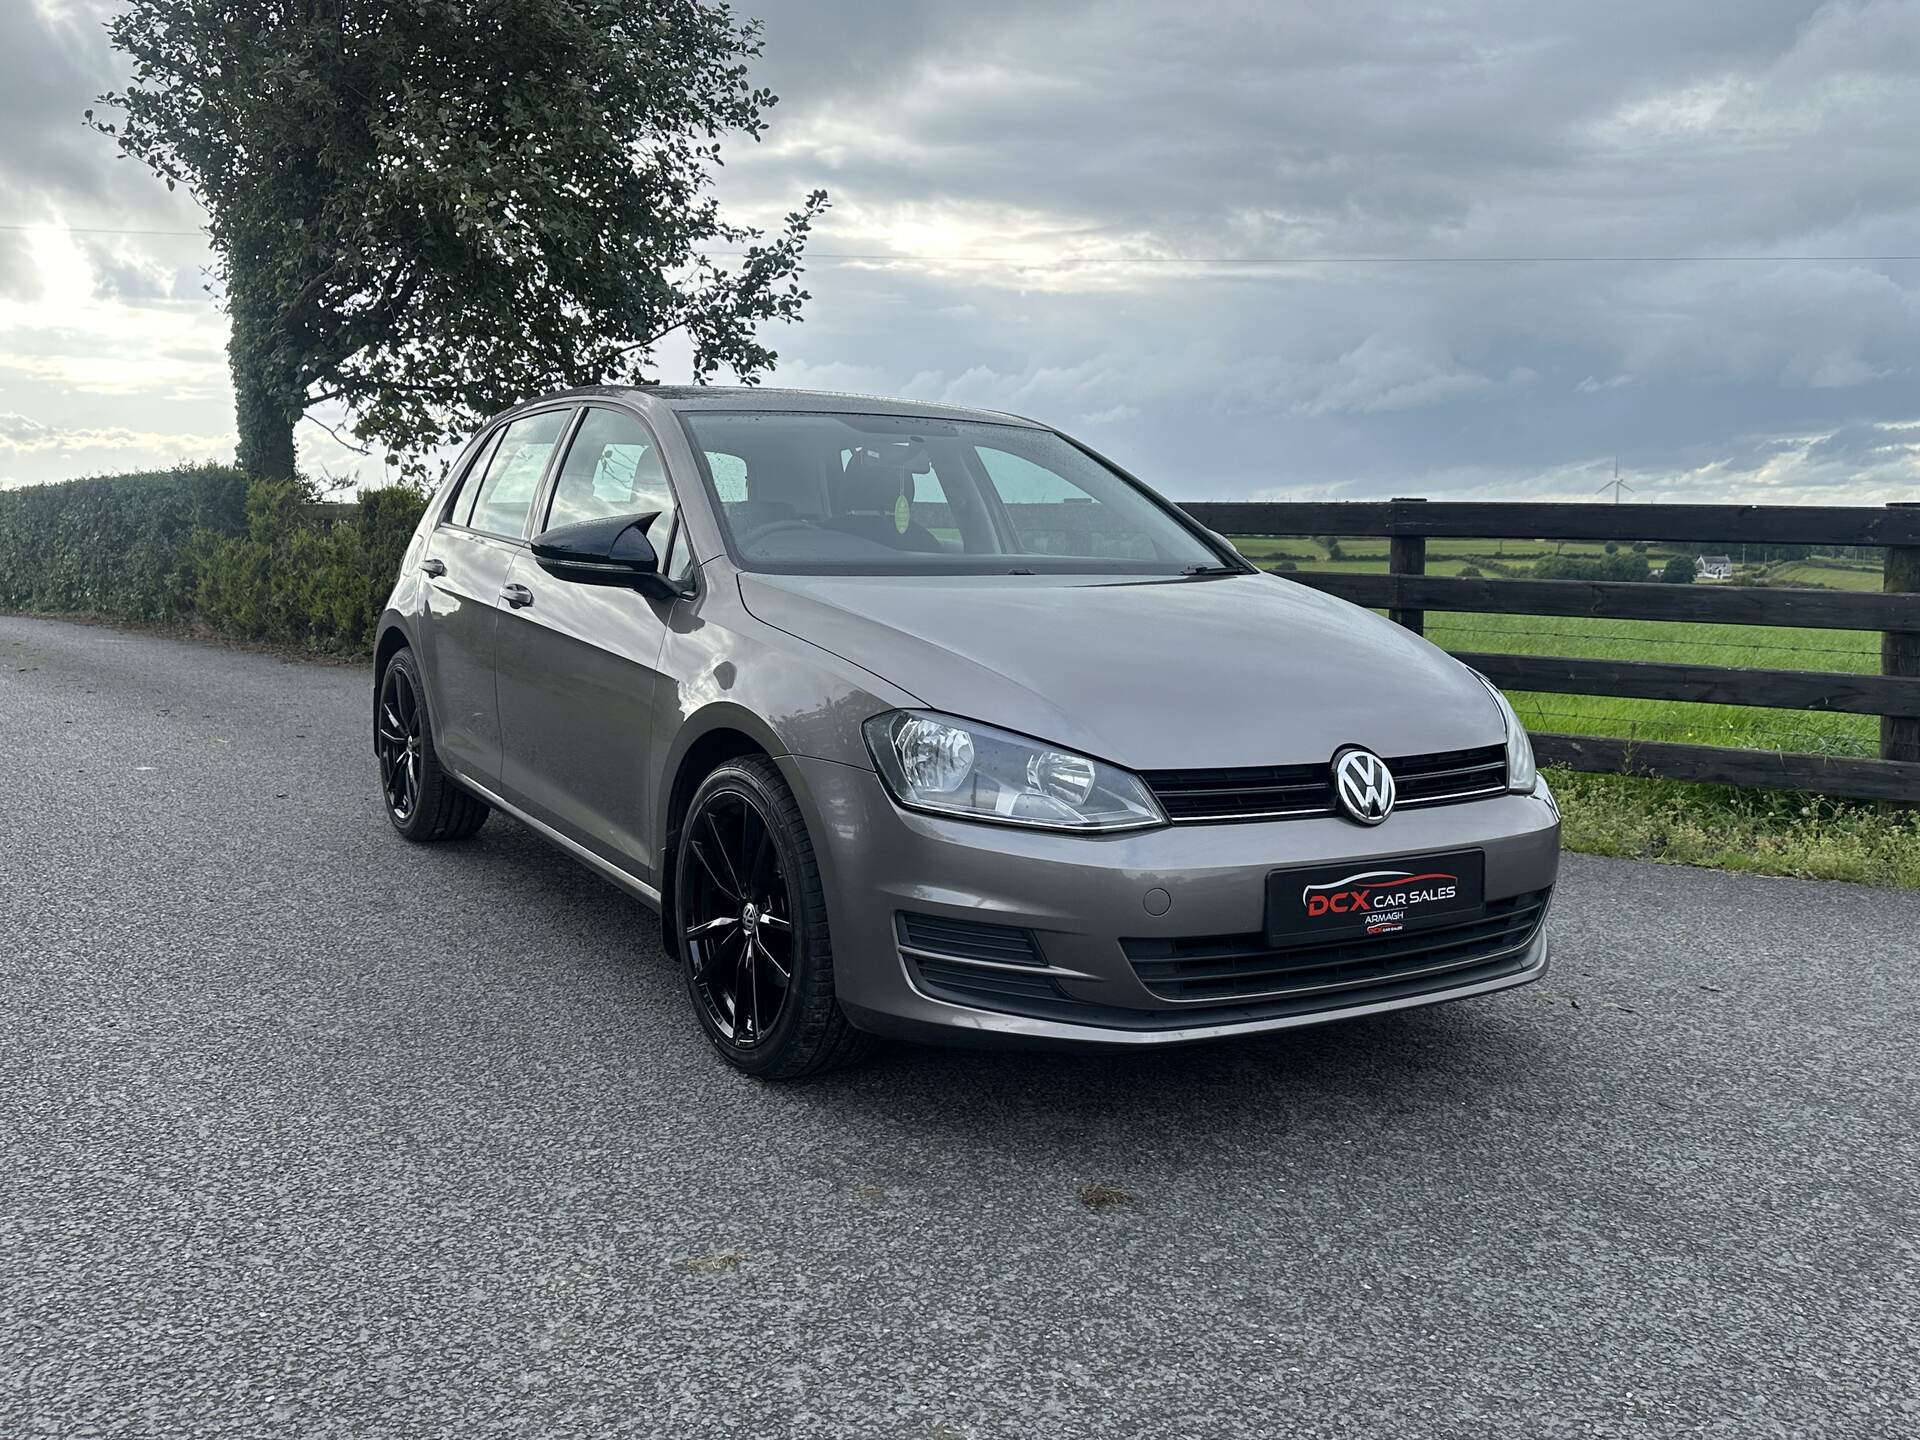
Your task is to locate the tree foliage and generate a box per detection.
[90,0,825,477]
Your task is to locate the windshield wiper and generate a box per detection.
[1176,564,1246,578]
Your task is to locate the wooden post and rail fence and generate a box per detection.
[1182,499,1920,804]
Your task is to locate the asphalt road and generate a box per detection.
[2,614,1916,1439]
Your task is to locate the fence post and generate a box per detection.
[1387,497,1427,635]
[1884,502,1920,764]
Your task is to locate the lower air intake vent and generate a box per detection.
[897,912,1063,1012]
[1123,888,1550,1005]
[898,912,1046,967]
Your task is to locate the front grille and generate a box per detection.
[1392,746,1509,805]
[1123,887,1550,1004]
[1142,743,1507,823]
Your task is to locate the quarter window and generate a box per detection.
[664,518,696,582]
[449,429,504,528]
[464,410,570,539]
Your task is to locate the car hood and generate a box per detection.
[738,570,1504,771]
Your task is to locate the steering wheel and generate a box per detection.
[739,518,817,547]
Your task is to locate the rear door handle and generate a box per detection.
[421,557,447,578]
[501,583,534,609]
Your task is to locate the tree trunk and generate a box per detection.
[227,254,302,479]
[232,360,299,478]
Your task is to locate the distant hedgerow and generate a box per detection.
[0,467,424,655]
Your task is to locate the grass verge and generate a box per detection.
[1550,769,1920,888]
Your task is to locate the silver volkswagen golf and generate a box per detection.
[374,387,1559,1077]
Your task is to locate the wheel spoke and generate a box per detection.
[736,939,759,1043]
[757,910,790,932]
[689,839,739,902]
[704,811,745,897]
[687,915,738,938]
[717,932,744,1026]
[754,933,790,984]
[694,925,740,982]
[738,804,764,897]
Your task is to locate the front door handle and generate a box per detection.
[421,557,447,578]
[501,583,534,609]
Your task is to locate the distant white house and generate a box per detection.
[1697,554,1735,580]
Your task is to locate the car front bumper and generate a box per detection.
[782,756,1561,1051]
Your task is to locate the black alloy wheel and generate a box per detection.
[682,786,795,1048]
[673,755,869,1077]
[373,646,489,842]
[377,663,423,822]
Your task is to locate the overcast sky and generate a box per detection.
[4,0,1919,502]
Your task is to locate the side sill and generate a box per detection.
[453,773,663,910]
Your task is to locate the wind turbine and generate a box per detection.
[1597,459,1635,505]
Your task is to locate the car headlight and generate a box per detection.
[1472,672,1537,793]
[863,710,1167,832]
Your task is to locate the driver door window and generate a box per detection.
[546,407,678,547]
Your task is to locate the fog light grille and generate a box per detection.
[898,912,1046,967]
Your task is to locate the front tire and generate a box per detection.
[674,756,869,1079]
[376,647,489,842]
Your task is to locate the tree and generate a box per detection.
[90,0,825,478]
[1660,554,1696,584]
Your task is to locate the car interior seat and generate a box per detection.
[822,448,946,552]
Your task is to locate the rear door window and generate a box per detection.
[464,410,571,539]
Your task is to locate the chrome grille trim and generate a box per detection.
[1142,744,1507,824]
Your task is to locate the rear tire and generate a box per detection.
[674,756,870,1079]
[376,647,489,842]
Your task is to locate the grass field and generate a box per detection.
[1228,534,1915,886]
[1427,613,1880,755]
[1232,535,1886,755]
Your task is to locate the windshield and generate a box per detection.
[680,412,1225,574]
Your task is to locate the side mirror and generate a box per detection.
[530,512,682,597]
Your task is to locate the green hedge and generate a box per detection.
[0,466,427,655]
[0,465,248,620]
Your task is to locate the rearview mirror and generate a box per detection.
[530,512,681,597]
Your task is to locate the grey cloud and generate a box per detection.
[0,0,112,196]
[0,412,57,444]
[712,1,1920,500]
[0,232,42,300]
[742,0,1920,261]
[1803,418,1920,462]
[4,0,1920,501]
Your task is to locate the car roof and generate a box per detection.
[529,384,1045,429]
